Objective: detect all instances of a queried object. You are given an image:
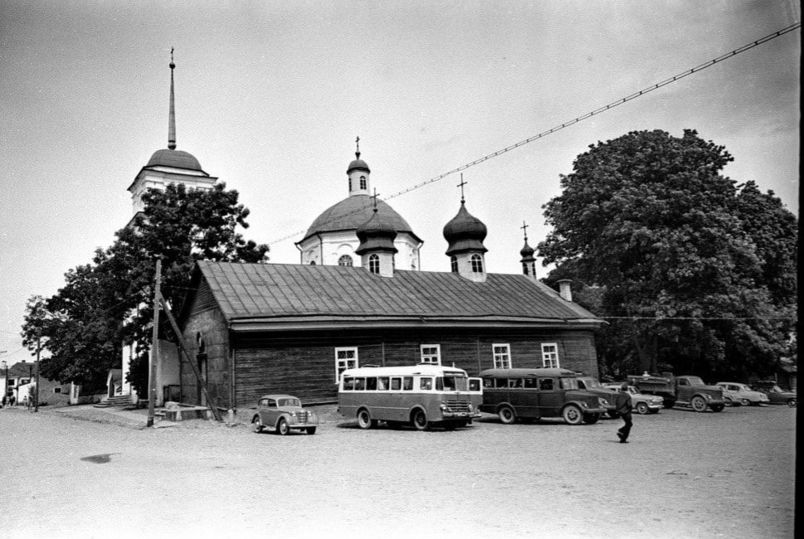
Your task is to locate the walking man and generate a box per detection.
[616,382,633,443]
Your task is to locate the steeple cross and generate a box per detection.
[520,221,529,241]
[457,173,467,203]
[355,136,361,158]
[371,188,380,210]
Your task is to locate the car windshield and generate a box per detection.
[278,398,300,407]
[686,376,705,385]
[627,387,639,395]
[560,377,579,390]
[584,378,602,388]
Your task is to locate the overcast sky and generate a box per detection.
[0,0,799,364]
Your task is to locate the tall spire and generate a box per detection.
[168,47,176,150]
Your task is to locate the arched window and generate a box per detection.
[360,175,367,190]
[450,256,458,273]
[309,261,316,265]
[338,255,353,267]
[471,254,483,273]
[369,254,380,274]
[348,178,352,192]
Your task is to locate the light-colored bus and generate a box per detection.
[338,365,481,430]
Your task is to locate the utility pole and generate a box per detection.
[146,258,162,427]
[34,330,40,412]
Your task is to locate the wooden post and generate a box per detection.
[147,258,162,427]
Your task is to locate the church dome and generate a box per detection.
[355,208,398,254]
[443,202,488,255]
[347,158,370,174]
[301,194,417,242]
[520,240,535,258]
[146,148,204,172]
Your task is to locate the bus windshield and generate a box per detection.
[436,373,468,391]
[560,377,579,390]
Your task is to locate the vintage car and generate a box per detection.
[251,394,318,435]
[715,382,769,406]
[603,383,664,414]
[754,383,796,407]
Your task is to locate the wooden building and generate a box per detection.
[176,260,604,410]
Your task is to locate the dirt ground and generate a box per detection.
[0,402,796,538]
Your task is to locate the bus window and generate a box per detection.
[435,377,443,391]
[508,379,523,388]
[494,378,508,388]
[420,377,433,390]
[539,378,554,391]
[469,378,481,392]
[560,377,579,390]
[403,377,413,390]
[378,377,390,390]
[343,377,355,391]
[366,377,378,391]
[524,378,537,389]
[355,378,366,391]
[391,377,402,390]
[483,378,494,389]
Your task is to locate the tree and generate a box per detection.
[539,129,797,380]
[21,182,269,392]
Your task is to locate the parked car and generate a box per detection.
[715,382,769,406]
[629,374,725,412]
[753,383,796,407]
[603,384,664,414]
[252,394,318,435]
[479,368,607,425]
[575,376,618,417]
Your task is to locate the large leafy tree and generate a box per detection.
[22,183,269,392]
[539,129,797,380]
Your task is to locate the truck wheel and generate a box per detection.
[636,402,649,415]
[497,405,516,424]
[787,399,796,407]
[356,409,372,429]
[562,404,583,425]
[691,395,707,412]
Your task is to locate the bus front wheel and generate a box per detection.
[411,409,428,430]
[357,409,373,429]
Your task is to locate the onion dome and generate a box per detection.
[355,207,398,255]
[347,136,371,174]
[520,239,535,259]
[443,202,488,256]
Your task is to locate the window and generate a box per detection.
[378,377,389,390]
[450,256,458,273]
[360,175,367,190]
[539,378,554,391]
[53,387,62,394]
[368,254,380,274]
[541,343,559,368]
[335,347,358,382]
[391,377,402,390]
[310,261,316,265]
[402,377,413,390]
[349,178,352,191]
[420,344,441,365]
[338,255,353,267]
[420,377,433,390]
[493,344,511,369]
[471,254,483,273]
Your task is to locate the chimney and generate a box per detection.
[557,279,573,301]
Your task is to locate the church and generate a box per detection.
[120,56,604,409]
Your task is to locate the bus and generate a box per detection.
[338,365,481,430]
[479,368,607,425]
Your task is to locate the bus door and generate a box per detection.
[536,377,563,416]
[467,377,483,411]
[386,376,409,422]
[512,376,540,419]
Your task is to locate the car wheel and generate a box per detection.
[356,409,372,429]
[252,415,263,433]
[691,395,707,412]
[562,404,583,425]
[411,409,428,430]
[740,398,750,406]
[636,402,649,415]
[276,418,289,435]
[724,397,734,407]
[497,405,516,424]
[306,427,317,435]
[583,413,600,424]
[788,399,796,408]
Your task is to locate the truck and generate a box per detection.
[575,376,619,418]
[627,373,725,412]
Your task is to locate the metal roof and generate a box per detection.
[191,261,602,330]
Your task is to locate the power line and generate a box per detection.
[267,22,801,247]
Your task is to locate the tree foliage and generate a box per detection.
[22,183,269,392]
[539,129,797,381]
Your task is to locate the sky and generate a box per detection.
[0,0,799,365]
